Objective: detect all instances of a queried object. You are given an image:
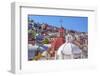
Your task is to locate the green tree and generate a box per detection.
[43,38,49,44]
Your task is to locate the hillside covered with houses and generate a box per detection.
[28,19,88,61]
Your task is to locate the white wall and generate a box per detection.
[0,0,100,76]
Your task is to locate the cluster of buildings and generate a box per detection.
[28,19,88,60]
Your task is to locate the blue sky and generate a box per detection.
[28,15,88,32]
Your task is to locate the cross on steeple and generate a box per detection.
[60,19,63,27]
